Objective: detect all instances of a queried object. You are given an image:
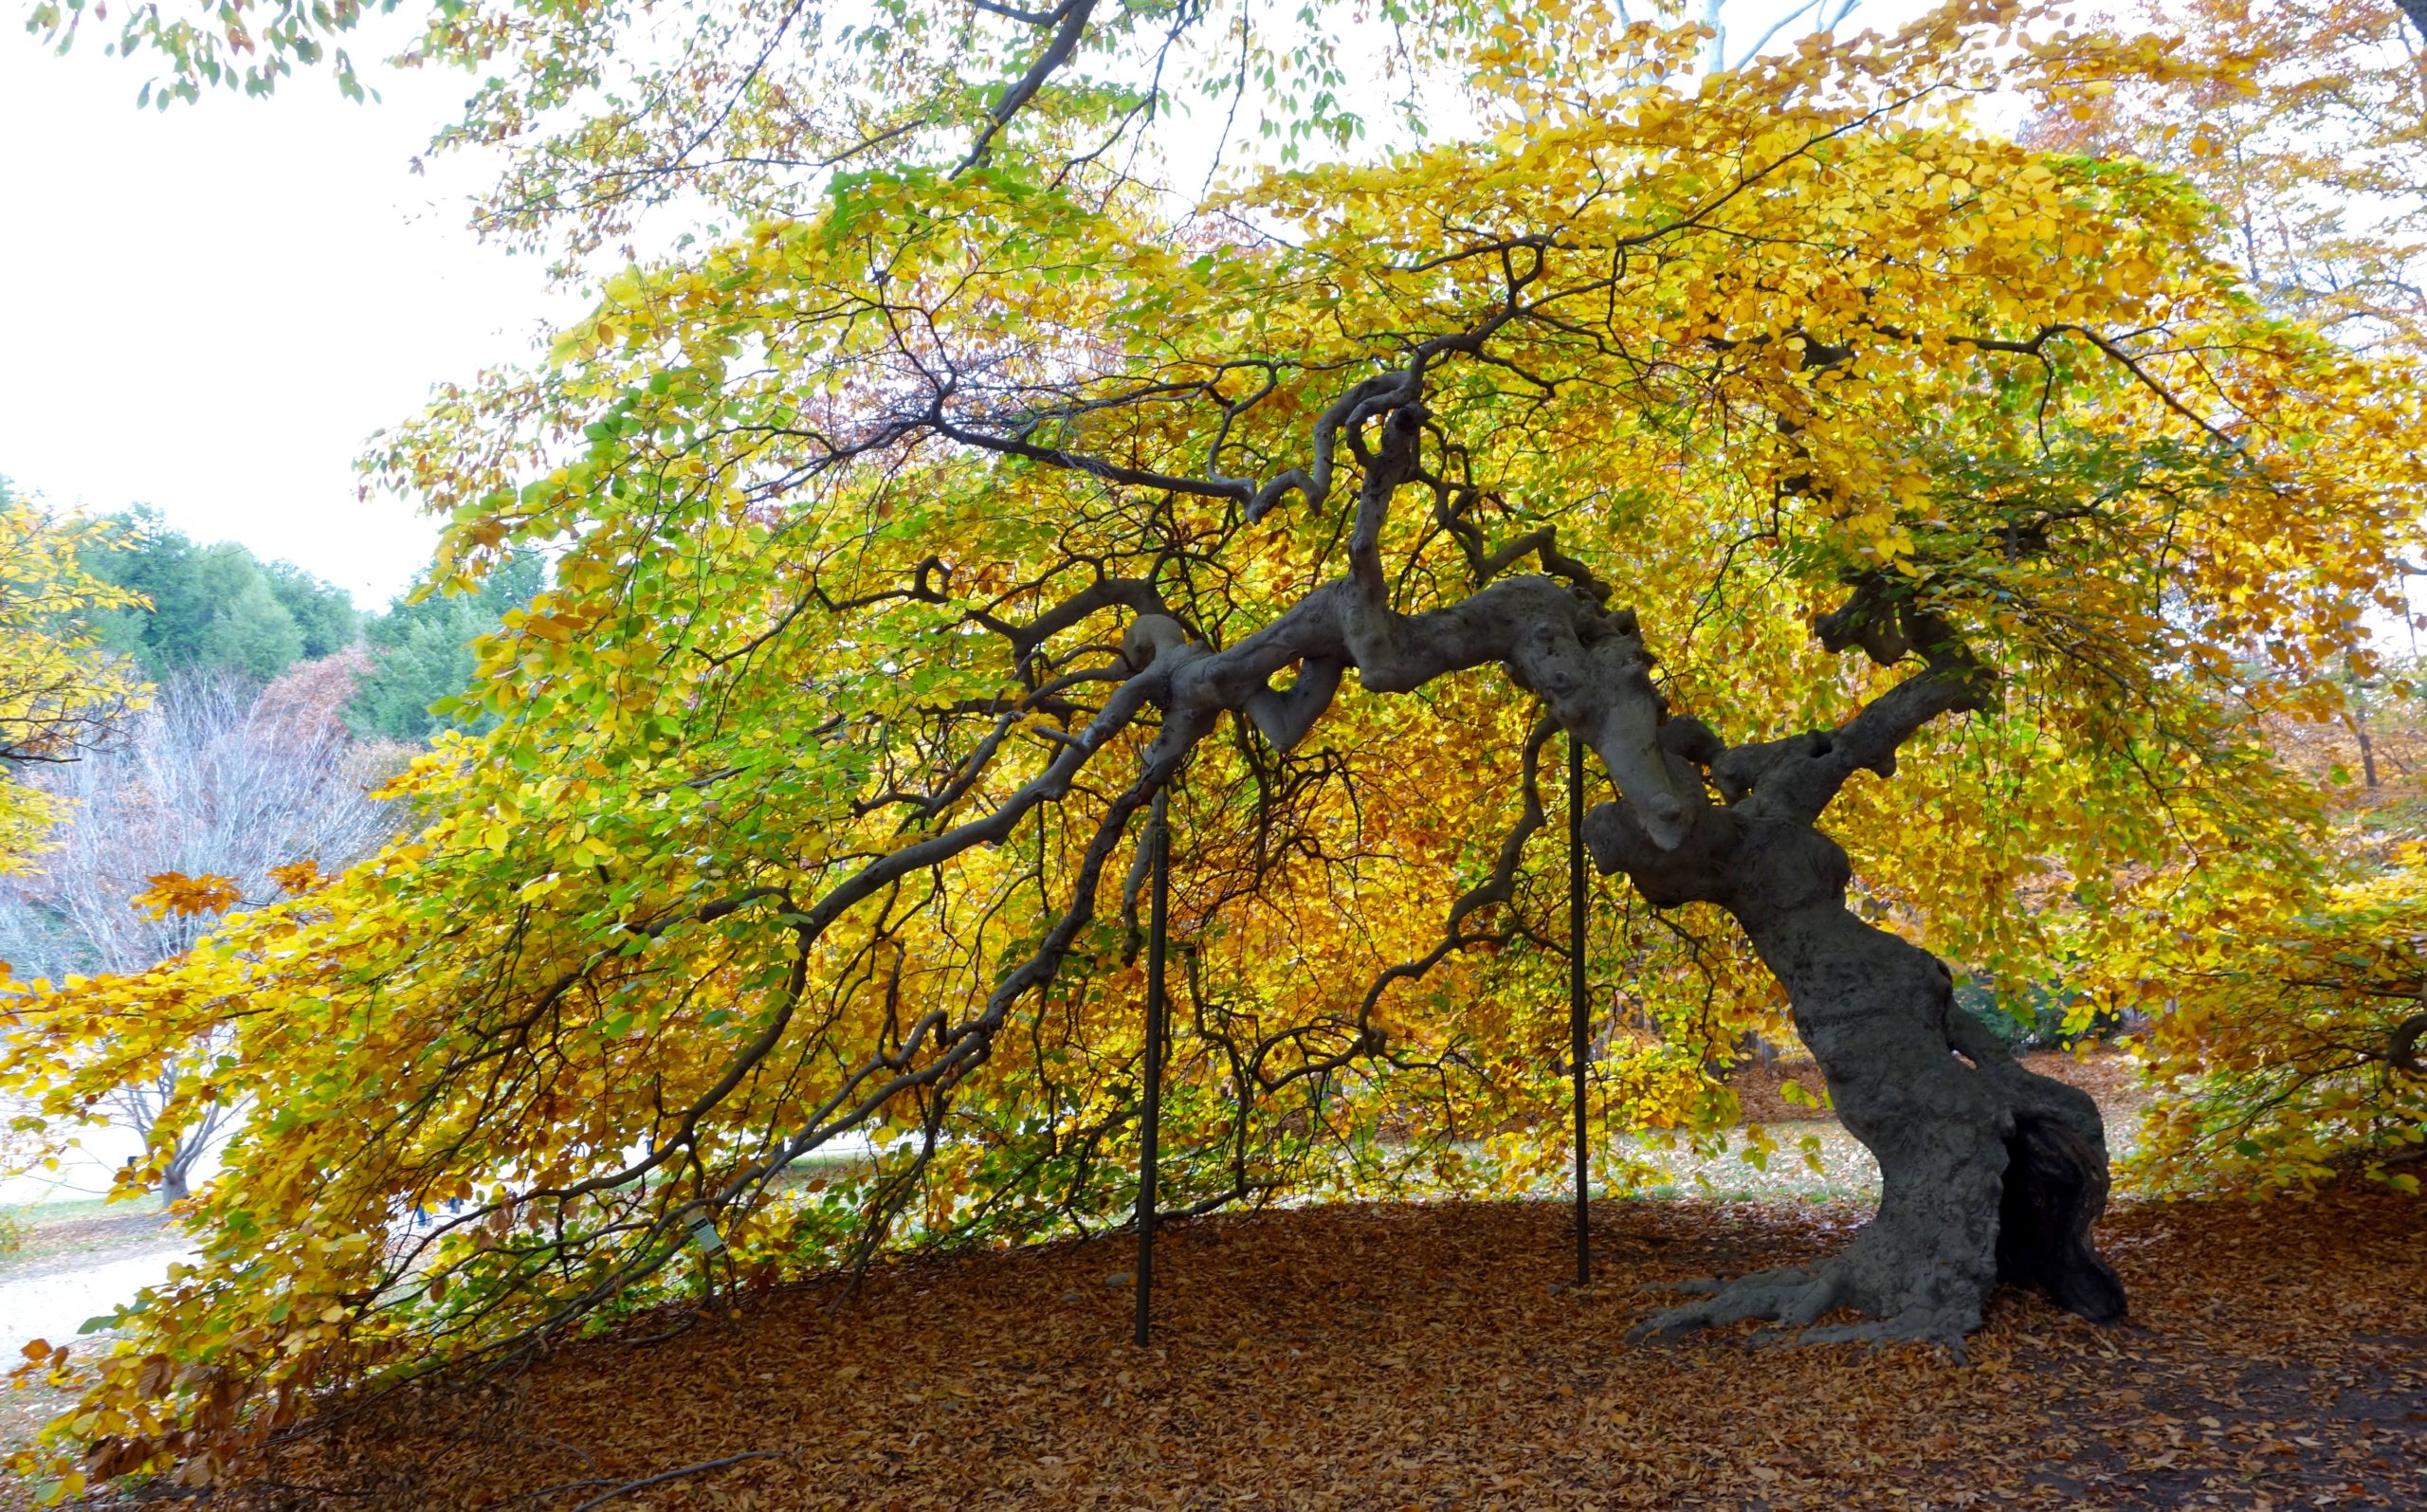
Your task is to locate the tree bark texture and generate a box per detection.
[1587,779,2127,1344]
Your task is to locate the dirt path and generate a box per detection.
[0,1211,194,1356]
[0,1211,194,1470]
[0,1242,195,1364]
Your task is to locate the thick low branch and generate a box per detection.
[1241,657,1344,752]
[1706,660,1984,828]
[1702,574,1991,825]
[1141,566,1692,848]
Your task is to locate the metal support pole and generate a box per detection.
[1135,785,1170,1346]
[1569,733,1591,1287]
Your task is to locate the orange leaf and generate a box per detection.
[132,871,243,920]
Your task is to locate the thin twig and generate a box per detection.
[563,1452,781,1512]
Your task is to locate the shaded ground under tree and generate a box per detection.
[75,1187,2422,1512]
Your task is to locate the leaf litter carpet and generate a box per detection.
[162,1192,2427,1509]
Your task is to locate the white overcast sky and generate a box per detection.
[0,29,581,610]
[0,1,1923,612]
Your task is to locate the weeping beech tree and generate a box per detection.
[8,0,2424,1488]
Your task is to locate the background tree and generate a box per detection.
[264,560,363,664]
[0,481,146,875]
[83,506,358,683]
[345,553,545,741]
[0,660,399,1202]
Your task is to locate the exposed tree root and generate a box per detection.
[1629,1242,1982,1356]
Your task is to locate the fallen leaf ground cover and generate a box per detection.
[116,1186,2423,1512]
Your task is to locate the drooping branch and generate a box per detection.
[429,702,1203,1363]
[1457,521,1615,602]
[735,701,1215,1187]
[1241,656,1344,752]
[967,575,1182,669]
[711,392,1706,1150]
[397,662,1179,1256]
[703,556,950,669]
[1244,373,1417,522]
[463,389,1702,1292]
[2388,1008,2427,1078]
[372,374,1917,1374]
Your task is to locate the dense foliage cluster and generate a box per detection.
[2000,0,2427,1197]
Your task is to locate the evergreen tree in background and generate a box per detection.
[49,498,539,741]
[264,559,361,660]
[344,554,546,742]
[83,506,356,683]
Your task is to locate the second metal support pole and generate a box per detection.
[1569,734,1591,1287]
[1135,785,1170,1346]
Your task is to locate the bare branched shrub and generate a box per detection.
[0,657,398,1200]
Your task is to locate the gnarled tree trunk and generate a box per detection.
[1122,409,2128,1345]
[1586,723,2126,1344]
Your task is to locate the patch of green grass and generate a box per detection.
[0,1193,178,1280]
[1,1194,127,1255]
[10,1195,131,1229]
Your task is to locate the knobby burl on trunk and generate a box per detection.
[1122,401,2127,1346]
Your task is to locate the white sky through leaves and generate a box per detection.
[0,27,577,607]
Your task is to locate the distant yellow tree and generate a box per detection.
[0,496,145,875]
